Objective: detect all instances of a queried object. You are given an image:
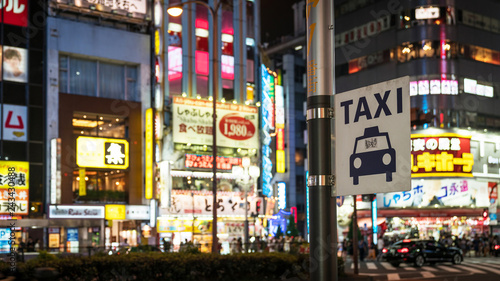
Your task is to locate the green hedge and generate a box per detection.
[1,252,345,281]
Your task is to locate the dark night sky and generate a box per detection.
[260,0,296,44]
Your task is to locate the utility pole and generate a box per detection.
[306,1,337,281]
[353,196,358,275]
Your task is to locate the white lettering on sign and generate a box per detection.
[0,0,25,13]
[488,156,500,165]
[339,88,403,124]
[411,138,461,152]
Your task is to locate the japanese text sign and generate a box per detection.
[411,133,473,177]
[379,179,489,208]
[159,193,264,217]
[184,154,241,170]
[76,136,129,169]
[0,161,29,215]
[1,0,28,27]
[172,97,259,150]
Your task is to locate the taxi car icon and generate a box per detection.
[350,126,395,185]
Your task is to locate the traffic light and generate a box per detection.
[256,200,261,214]
[483,208,489,220]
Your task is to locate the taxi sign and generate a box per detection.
[335,77,411,196]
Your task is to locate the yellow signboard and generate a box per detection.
[49,233,60,248]
[0,161,29,215]
[105,204,126,220]
[76,136,129,169]
[276,150,285,173]
[79,168,86,196]
[145,108,153,199]
[0,161,29,189]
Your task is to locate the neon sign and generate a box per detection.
[411,133,473,177]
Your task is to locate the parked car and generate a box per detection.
[382,239,463,267]
[115,245,162,255]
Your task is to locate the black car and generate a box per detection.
[382,239,463,267]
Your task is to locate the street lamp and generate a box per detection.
[233,157,260,252]
[167,0,223,254]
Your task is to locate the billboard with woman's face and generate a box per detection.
[3,46,28,83]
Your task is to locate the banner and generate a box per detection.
[159,193,264,217]
[173,97,259,150]
[379,179,490,208]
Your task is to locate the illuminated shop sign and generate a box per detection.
[76,136,129,169]
[411,133,473,177]
[464,78,494,97]
[168,46,182,80]
[105,204,126,220]
[126,205,150,220]
[415,7,440,20]
[409,80,458,96]
[275,85,285,173]
[157,218,213,233]
[1,0,28,27]
[159,193,264,217]
[184,154,241,170]
[261,65,274,197]
[0,161,29,215]
[277,182,286,210]
[172,97,259,150]
[49,205,105,219]
[221,55,234,80]
[145,108,153,199]
[335,15,392,48]
[379,179,490,208]
[70,0,147,14]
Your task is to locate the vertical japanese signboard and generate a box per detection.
[145,108,154,199]
[261,65,274,197]
[275,85,285,173]
[0,161,29,215]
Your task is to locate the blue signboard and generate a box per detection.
[261,65,273,197]
[67,228,79,242]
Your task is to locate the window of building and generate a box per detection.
[72,112,129,203]
[59,56,139,101]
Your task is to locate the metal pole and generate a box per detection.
[192,192,195,240]
[210,1,219,255]
[244,188,249,252]
[306,1,336,281]
[353,196,359,275]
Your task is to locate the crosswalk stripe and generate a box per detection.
[421,272,436,278]
[402,266,416,271]
[366,262,377,269]
[421,266,439,272]
[455,264,486,274]
[466,263,500,275]
[435,265,461,272]
[380,262,397,270]
[387,273,400,280]
[482,262,500,269]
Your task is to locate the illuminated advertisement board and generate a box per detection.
[172,97,259,150]
[379,179,489,208]
[0,161,29,215]
[1,0,28,27]
[76,136,129,169]
[261,65,274,197]
[411,133,473,177]
[275,85,285,173]
[184,154,242,170]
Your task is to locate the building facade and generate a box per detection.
[43,0,152,251]
[265,0,500,241]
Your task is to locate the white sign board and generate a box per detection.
[125,205,150,220]
[335,76,411,196]
[172,97,259,150]
[2,104,27,141]
[49,205,105,219]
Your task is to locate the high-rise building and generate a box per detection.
[265,0,500,240]
[43,0,151,251]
